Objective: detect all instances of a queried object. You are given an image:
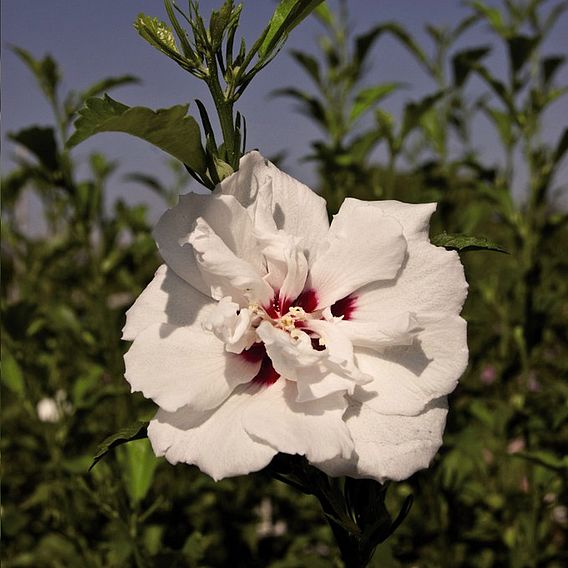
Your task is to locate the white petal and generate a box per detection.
[255,229,308,305]
[256,322,323,380]
[204,297,256,354]
[188,217,273,306]
[308,203,407,309]
[148,383,277,481]
[349,207,467,322]
[243,380,354,464]
[334,311,421,350]
[122,265,212,341]
[217,151,329,259]
[317,397,448,482]
[337,198,436,243]
[124,322,260,413]
[153,193,264,296]
[353,315,468,416]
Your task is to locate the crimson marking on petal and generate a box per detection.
[264,292,280,319]
[295,288,318,313]
[331,295,357,320]
[252,356,281,386]
[241,343,281,386]
[241,342,266,363]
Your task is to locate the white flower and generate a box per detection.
[123,151,468,482]
[36,390,71,423]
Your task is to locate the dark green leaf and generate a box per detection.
[80,75,140,101]
[431,232,508,253]
[356,22,430,72]
[8,127,59,171]
[541,55,565,87]
[401,91,445,140]
[272,88,327,129]
[452,46,491,88]
[259,0,325,57]
[507,34,539,75]
[350,83,402,123]
[291,50,321,86]
[67,95,206,173]
[116,438,158,505]
[90,421,149,470]
[1,349,25,397]
[483,105,514,148]
[164,0,196,59]
[11,46,60,103]
[209,0,235,51]
[554,127,568,165]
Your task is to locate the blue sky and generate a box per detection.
[2,1,567,221]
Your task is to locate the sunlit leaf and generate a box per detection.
[259,0,325,57]
[67,95,206,173]
[350,83,402,123]
[1,349,25,397]
[431,232,508,253]
[116,438,159,505]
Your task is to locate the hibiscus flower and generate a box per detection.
[123,151,468,482]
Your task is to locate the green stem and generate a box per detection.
[206,53,238,168]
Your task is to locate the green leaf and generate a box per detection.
[542,55,565,87]
[452,46,491,88]
[356,23,430,72]
[512,451,568,472]
[401,91,445,140]
[272,88,327,129]
[209,0,235,51]
[291,50,321,86]
[67,95,206,173]
[11,46,60,103]
[8,127,59,171]
[80,75,140,101]
[90,421,149,470]
[431,232,508,253]
[507,34,539,75]
[1,348,25,397]
[350,83,402,123]
[469,1,507,34]
[483,105,514,148]
[116,438,158,505]
[554,127,568,166]
[259,0,325,57]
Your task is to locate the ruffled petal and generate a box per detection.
[217,151,329,259]
[256,322,324,380]
[153,192,264,297]
[243,380,354,464]
[333,311,421,350]
[353,315,468,416]
[148,383,277,481]
[122,265,213,341]
[348,203,467,323]
[317,397,448,482]
[188,217,273,306]
[124,322,261,413]
[308,202,407,309]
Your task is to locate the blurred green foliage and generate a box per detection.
[2,1,567,566]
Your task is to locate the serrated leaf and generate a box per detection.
[67,95,206,173]
[431,232,508,253]
[259,0,324,57]
[8,127,59,171]
[350,83,401,123]
[90,421,149,470]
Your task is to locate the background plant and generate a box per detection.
[2,0,567,566]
